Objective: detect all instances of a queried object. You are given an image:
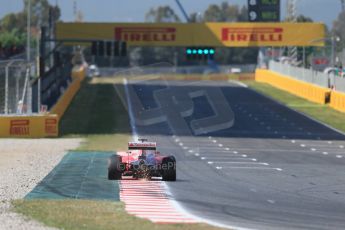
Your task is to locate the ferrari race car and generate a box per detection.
[108,139,176,181]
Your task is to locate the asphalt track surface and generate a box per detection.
[123,79,345,230]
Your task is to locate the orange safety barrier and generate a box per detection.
[330,90,345,113]
[255,69,331,104]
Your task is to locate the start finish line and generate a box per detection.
[56,22,325,47]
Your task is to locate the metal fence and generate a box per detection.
[269,60,330,88]
[0,50,74,115]
[0,60,35,115]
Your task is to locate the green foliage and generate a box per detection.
[0,29,26,47]
[145,6,180,23]
[0,0,60,48]
[203,2,247,22]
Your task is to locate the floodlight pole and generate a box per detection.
[27,0,31,63]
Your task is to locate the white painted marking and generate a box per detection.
[218,144,223,147]
[242,154,247,157]
[276,168,283,171]
[212,140,217,143]
[225,148,230,151]
[252,158,257,161]
[300,144,306,147]
[216,166,222,170]
[221,166,280,170]
[336,155,343,159]
[208,161,214,164]
[201,157,206,160]
[267,200,276,204]
[340,145,344,149]
[322,152,328,155]
[179,142,184,146]
[175,139,180,142]
[194,153,199,156]
[188,150,194,153]
[233,151,238,154]
[183,146,188,150]
[291,140,296,143]
[213,162,269,165]
[311,148,316,151]
[328,141,332,144]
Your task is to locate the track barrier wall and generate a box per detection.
[255,69,331,104]
[50,66,86,117]
[0,114,59,138]
[0,66,86,138]
[330,90,345,113]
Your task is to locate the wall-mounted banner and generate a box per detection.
[0,115,59,138]
[56,22,325,47]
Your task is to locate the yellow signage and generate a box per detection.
[56,22,325,47]
[0,115,59,138]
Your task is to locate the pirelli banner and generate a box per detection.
[56,22,325,47]
[0,115,59,138]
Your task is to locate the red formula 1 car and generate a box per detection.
[108,139,176,181]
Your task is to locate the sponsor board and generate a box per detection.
[0,115,59,138]
[56,22,325,47]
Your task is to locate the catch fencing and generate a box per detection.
[268,60,345,93]
[0,60,35,115]
[0,50,74,115]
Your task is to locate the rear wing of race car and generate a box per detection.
[128,142,157,150]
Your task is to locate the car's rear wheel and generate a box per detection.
[108,155,122,180]
[162,157,176,181]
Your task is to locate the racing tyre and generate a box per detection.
[162,156,176,181]
[108,155,122,180]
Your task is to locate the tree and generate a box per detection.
[296,15,313,23]
[0,0,60,49]
[145,6,180,23]
[203,2,247,22]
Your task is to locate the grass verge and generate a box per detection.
[59,77,131,151]
[246,81,345,133]
[13,200,222,230]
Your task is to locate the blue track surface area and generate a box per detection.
[25,151,119,201]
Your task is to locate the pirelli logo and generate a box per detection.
[114,27,176,42]
[45,118,58,135]
[222,27,283,42]
[10,120,30,136]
